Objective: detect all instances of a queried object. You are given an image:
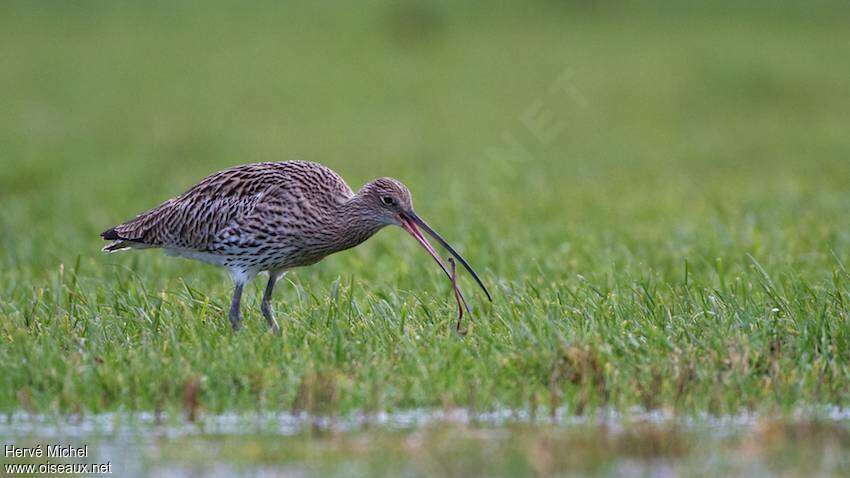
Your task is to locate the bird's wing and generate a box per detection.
[104,163,286,250]
[103,161,353,251]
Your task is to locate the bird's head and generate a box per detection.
[357,177,414,226]
[356,177,492,303]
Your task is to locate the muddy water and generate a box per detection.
[2,408,849,477]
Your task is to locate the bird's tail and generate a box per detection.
[100,227,149,253]
[102,241,132,253]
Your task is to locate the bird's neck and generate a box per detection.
[330,195,386,252]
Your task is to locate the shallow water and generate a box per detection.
[2,408,849,477]
[5,406,850,437]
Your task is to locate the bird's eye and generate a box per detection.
[381,196,395,206]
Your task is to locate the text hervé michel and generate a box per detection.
[5,443,89,458]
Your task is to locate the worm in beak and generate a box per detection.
[398,211,491,329]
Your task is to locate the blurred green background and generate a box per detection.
[3,0,849,280]
[0,1,850,279]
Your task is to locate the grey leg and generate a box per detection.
[261,273,281,335]
[229,283,244,331]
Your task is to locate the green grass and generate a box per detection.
[2,1,850,419]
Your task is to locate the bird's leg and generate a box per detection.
[229,283,244,331]
[261,272,282,335]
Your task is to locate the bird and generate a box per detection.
[101,160,491,334]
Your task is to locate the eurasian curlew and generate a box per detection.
[101,161,491,333]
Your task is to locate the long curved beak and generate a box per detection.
[399,211,493,301]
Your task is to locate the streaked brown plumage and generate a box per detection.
[102,160,491,333]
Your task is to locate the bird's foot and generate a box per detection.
[261,304,282,336]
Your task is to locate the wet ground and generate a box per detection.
[2,408,849,477]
